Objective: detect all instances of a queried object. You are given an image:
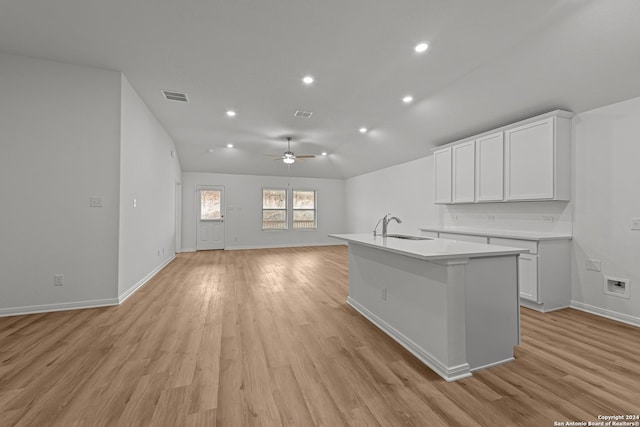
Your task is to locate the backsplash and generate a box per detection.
[438,201,572,234]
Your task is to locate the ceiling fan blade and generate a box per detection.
[295,155,315,159]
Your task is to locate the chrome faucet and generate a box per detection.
[374,214,402,238]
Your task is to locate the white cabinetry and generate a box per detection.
[504,116,571,201]
[434,147,452,204]
[433,110,572,204]
[452,140,476,203]
[516,253,538,302]
[419,228,571,312]
[475,132,504,202]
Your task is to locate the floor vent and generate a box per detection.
[162,90,189,103]
[294,110,313,118]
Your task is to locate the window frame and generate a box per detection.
[198,188,223,221]
[261,188,288,231]
[292,189,318,231]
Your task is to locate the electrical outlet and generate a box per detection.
[89,197,103,208]
[487,215,495,222]
[54,274,64,286]
[585,259,601,272]
[381,288,387,301]
[451,215,457,221]
[632,218,640,230]
[133,199,137,208]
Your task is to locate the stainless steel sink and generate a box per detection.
[386,234,432,240]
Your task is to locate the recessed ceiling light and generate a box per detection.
[302,75,314,85]
[208,148,214,153]
[402,95,414,104]
[226,143,234,148]
[359,127,368,133]
[414,42,429,53]
[321,152,327,156]
[226,110,236,117]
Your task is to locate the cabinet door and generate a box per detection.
[434,147,452,204]
[452,141,475,203]
[518,253,538,302]
[505,118,555,200]
[475,132,504,202]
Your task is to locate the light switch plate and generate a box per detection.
[632,218,640,230]
[586,259,601,272]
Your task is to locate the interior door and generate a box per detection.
[196,186,225,250]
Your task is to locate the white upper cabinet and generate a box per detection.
[434,147,452,204]
[504,116,571,201]
[452,140,475,203]
[433,110,572,204]
[475,132,504,202]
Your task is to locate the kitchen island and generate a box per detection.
[329,233,527,381]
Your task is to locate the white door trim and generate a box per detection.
[195,185,225,250]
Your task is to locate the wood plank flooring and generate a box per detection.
[1,245,639,426]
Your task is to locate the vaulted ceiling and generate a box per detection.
[1,0,640,178]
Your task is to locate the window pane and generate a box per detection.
[200,190,221,220]
[263,189,286,209]
[263,210,287,229]
[293,210,316,229]
[293,210,315,221]
[293,191,315,209]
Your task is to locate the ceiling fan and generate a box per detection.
[265,137,315,164]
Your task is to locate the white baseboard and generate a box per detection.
[520,298,570,313]
[0,298,119,317]
[225,241,345,251]
[570,301,640,328]
[0,256,176,318]
[347,297,471,382]
[180,248,196,253]
[118,255,176,304]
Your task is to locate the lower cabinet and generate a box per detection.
[420,229,571,312]
[517,253,538,302]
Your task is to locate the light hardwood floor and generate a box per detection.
[1,246,639,426]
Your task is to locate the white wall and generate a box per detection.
[439,201,573,234]
[182,172,346,250]
[345,157,436,235]
[118,76,182,298]
[571,96,640,325]
[0,53,121,314]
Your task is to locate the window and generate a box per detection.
[262,189,287,230]
[293,190,317,230]
[200,189,222,220]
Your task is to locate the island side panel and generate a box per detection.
[345,243,471,381]
[465,255,520,371]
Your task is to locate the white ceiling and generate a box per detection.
[1,0,640,179]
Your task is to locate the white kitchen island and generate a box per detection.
[329,233,527,382]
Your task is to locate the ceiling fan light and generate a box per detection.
[283,157,295,164]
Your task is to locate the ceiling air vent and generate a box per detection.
[294,110,313,118]
[162,90,189,103]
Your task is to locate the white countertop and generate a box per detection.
[418,226,572,241]
[329,233,527,261]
